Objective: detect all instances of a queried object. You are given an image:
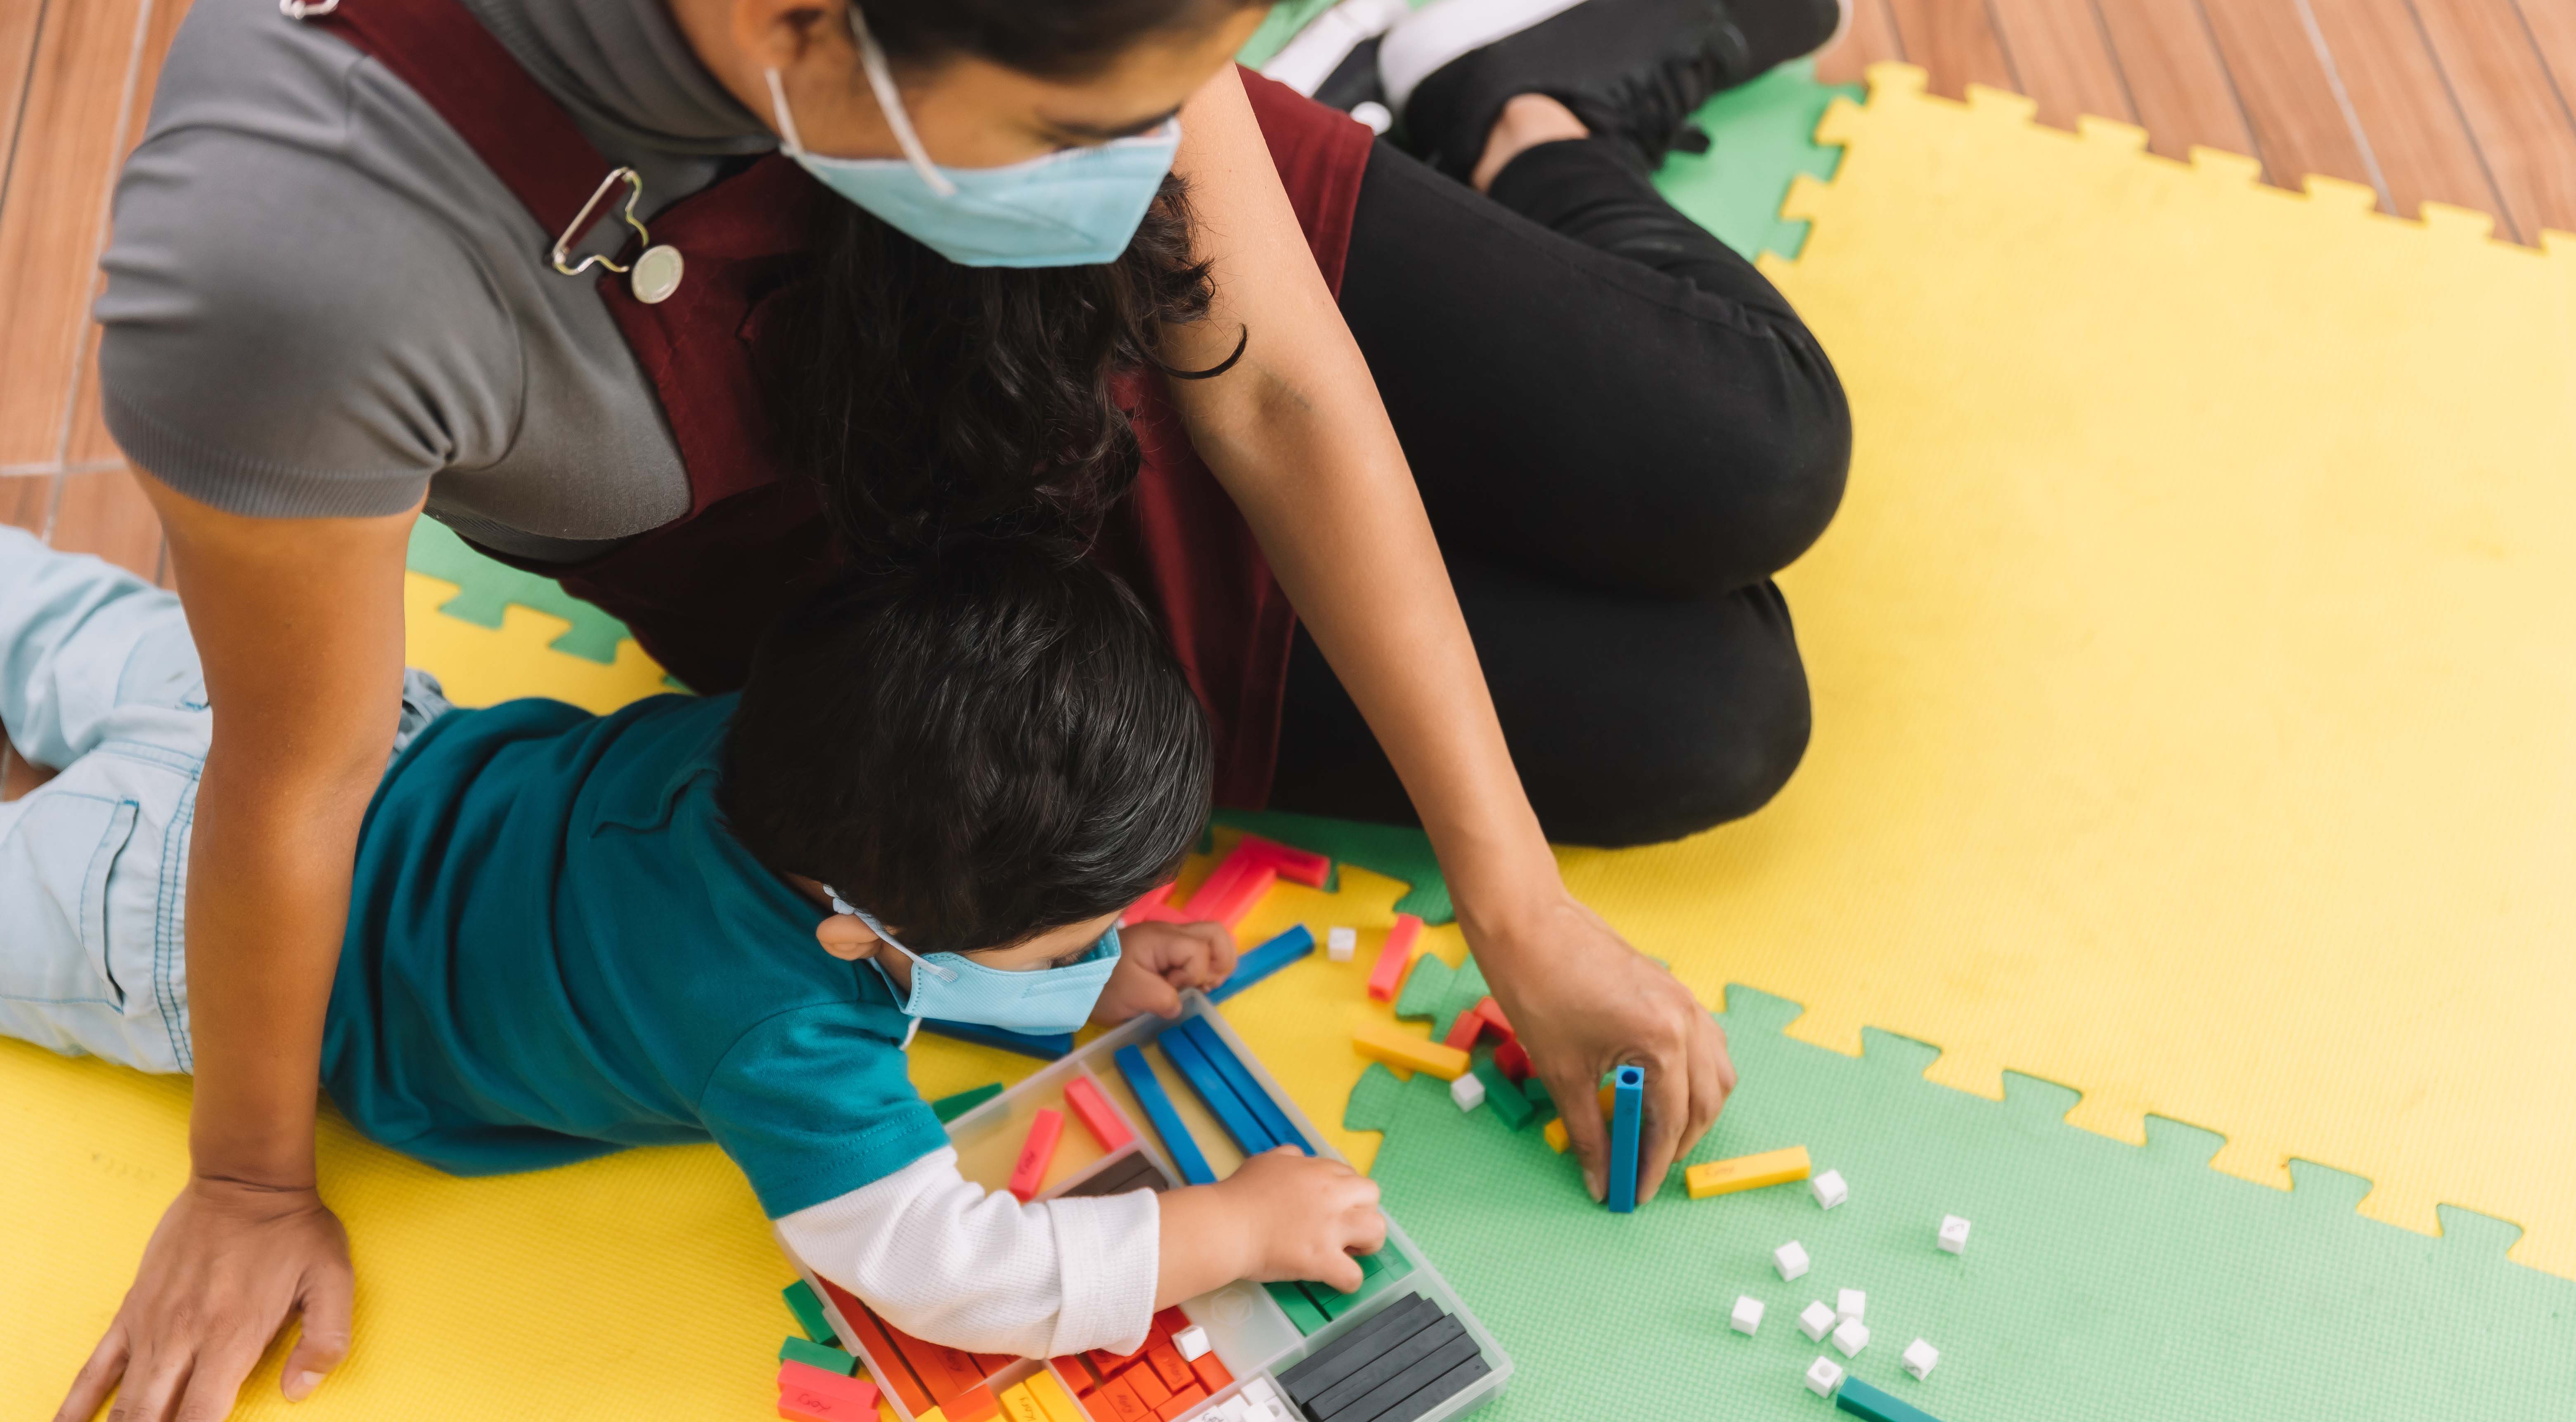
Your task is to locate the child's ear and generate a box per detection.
[815,912,882,962]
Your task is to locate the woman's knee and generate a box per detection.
[1516,591,1815,847]
[1592,334,1852,601]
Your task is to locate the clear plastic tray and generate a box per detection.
[783,989,1510,1422]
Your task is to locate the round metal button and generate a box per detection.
[630,244,684,304]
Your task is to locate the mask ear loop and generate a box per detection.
[821,886,958,981]
[844,4,959,196]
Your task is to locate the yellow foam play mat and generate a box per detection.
[8,61,2576,1420]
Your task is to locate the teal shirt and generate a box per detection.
[323,693,948,1218]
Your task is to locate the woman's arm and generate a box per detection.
[1161,69,1734,1208]
[55,473,416,1422]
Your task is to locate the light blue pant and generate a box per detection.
[0,526,449,1074]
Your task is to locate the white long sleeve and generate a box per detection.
[774,1146,1160,1359]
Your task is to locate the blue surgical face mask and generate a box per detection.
[823,890,1121,1036]
[764,10,1180,268]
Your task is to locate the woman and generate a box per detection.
[59,0,1847,1415]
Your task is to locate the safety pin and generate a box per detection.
[550,167,685,304]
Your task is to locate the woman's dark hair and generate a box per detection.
[763,0,1266,568]
[720,534,1213,956]
[860,0,1262,81]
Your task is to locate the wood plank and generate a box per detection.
[0,0,147,466]
[1816,0,1910,85]
[2415,0,2576,242]
[2302,0,2504,226]
[2094,0,2261,159]
[66,0,192,467]
[1986,0,2138,128]
[2518,0,2576,134]
[1884,0,2021,100]
[0,1,51,180]
[0,473,54,537]
[2200,0,2379,194]
[47,467,163,581]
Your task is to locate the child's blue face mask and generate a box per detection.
[762,9,1180,269]
[823,891,1120,1036]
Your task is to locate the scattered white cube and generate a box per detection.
[1326,926,1358,962]
[1939,1214,1971,1254]
[1804,1356,1845,1397]
[1836,1288,1866,1324]
[1450,1072,1487,1112]
[1830,1317,1870,1358]
[1730,1295,1766,1336]
[1903,1338,1941,1380]
[1810,1168,1849,1210]
[1774,1240,1810,1281]
[1172,1323,1212,1361]
[1797,1301,1836,1341]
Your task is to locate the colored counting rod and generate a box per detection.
[1208,923,1316,1005]
[1177,1017,1312,1154]
[782,1277,839,1344]
[1112,1044,1217,1185]
[1158,1027,1274,1154]
[1351,1021,1470,1081]
[922,1019,1075,1059]
[1607,1064,1645,1213]
[1685,1145,1812,1199]
[1008,1108,1066,1202]
[1062,1076,1133,1152]
[1366,915,1423,1001]
[1836,1376,1945,1422]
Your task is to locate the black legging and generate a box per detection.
[1269,136,1852,847]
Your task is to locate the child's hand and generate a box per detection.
[1090,921,1238,1023]
[1221,1148,1387,1293]
[1153,1147,1385,1307]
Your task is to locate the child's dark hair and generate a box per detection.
[720,535,1211,955]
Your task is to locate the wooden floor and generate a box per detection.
[1,0,2572,586]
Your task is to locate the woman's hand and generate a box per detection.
[1090,920,1238,1024]
[54,1177,354,1422]
[1469,888,1735,1208]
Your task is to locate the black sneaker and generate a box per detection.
[1384,0,1849,180]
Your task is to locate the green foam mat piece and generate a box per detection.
[1217,808,1452,924]
[1389,952,1490,1047]
[405,519,635,666]
[1361,986,2576,1418]
[1234,0,1350,69]
[1391,953,1457,1022]
[1652,58,1860,262]
[1343,1063,1408,1134]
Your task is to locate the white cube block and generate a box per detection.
[1830,1317,1870,1358]
[1810,1168,1849,1210]
[1903,1337,1940,1380]
[1939,1215,1971,1254]
[1450,1072,1487,1112]
[1836,1288,1866,1324]
[1730,1295,1766,1336]
[1774,1240,1811,1281]
[1203,1400,1251,1422]
[1804,1356,1844,1397]
[1797,1301,1836,1341]
[1326,926,1358,962]
[1239,1378,1293,1421]
[1172,1323,1212,1361]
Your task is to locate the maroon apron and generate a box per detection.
[311,0,1371,808]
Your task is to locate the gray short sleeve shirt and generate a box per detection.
[95,0,776,561]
